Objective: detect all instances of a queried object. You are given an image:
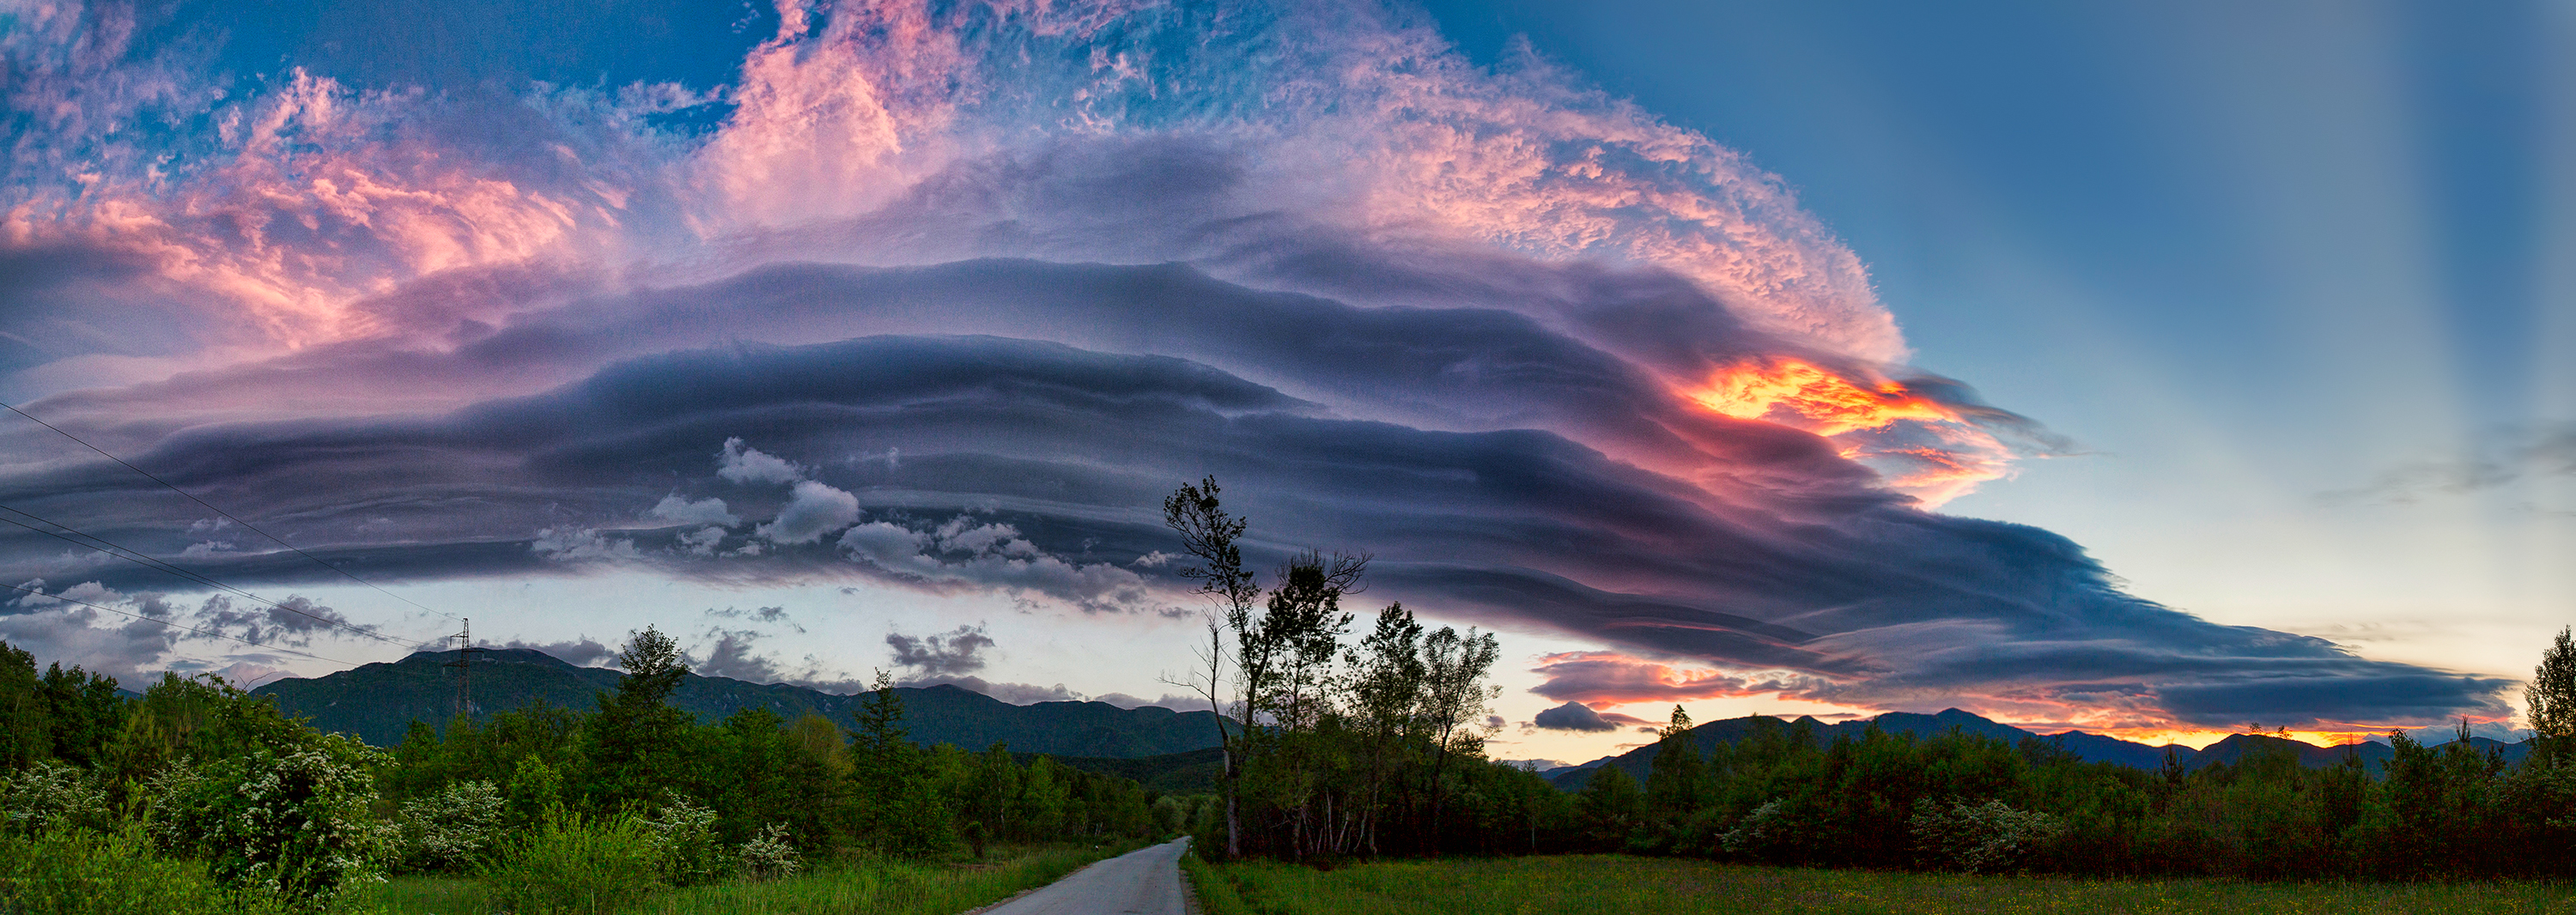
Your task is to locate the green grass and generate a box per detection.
[1199,855,2576,915]
[354,841,1142,914]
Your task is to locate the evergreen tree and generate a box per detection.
[583,627,694,806]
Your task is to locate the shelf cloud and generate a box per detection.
[0,0,2512,732]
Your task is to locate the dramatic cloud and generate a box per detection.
[1532,701,1650,733]
[0,0,2512,732]
[885,625,994,678]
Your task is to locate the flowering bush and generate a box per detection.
[642,792,726,887]
[1909,797,2066,873]
[1719,798,1804,860]
[0,760,109,834]
[734,823,801,880]
[151,734,392,906]
[397,780,505,872]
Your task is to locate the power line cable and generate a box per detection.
[0,401,460,621]
[0,502,428,650]
[0,579,367,671]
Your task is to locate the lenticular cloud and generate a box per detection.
[0,0,2511,730]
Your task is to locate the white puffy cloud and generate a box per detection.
[532,527,640,562]
[718,438,806,485]
[756,480,862,544]
[649,494,740,527]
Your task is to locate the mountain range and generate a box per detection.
[1543,708,2536,791]
[251,647,1229,759]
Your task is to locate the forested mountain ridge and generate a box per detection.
[252,647,1229,757]
[1546,707,2534,790]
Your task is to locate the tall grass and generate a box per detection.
[1208,855,2576,915]
[483,812,669,915]
[357,841,1139,915]
[0,825,295,915]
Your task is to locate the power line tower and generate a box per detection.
[443,618,483,719]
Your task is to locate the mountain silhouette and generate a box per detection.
[1545,708,2531,790]
[252,647,1228,758]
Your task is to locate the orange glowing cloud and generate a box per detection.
[1685,358,2017,505]
[1688,357,1957,435]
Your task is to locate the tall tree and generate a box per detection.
[584,626,693,806]
[2530,626,2576,762]
[1161,476,1261,857]
[1646,706,1706,818]
[1419,623,1499,852]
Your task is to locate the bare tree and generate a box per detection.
[1159,476,1262,857]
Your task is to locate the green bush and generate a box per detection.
[642,792,726,887]
[0,824,291,915]
[485,810,670,915]
[734,822,801,880]
[0,760,109,834]
[1909,798,2066,873]
[397,780,505,873]
[149,737,392,906]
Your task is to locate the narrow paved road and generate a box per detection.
[982,837,1193,915]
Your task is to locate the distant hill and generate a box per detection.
[1546,708,2533,791]
[1028,747,1226,793]
[252,648,1229,758]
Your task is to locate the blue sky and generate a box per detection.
[0,0,2561,758]
[1420,0,2576,706]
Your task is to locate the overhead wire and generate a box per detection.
[0,400,462,621]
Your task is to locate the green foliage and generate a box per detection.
[644,791,728,887]
[0,824,293,915]
[397,780,505,873]
[1,760,109,834]
[733,823,801,880]
[1908,798,2065,873]
[484,810,670,915]
[151,734,392,906]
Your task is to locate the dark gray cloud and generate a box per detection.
[886,625,994,677]
[501,636,615,667]
[1533,701,1649,732]
[0,269,2512,729]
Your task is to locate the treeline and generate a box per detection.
[0,631,1181,912]
[1569,708,2576,878]
[1160,478,1564,860]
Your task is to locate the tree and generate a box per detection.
[1647,706,1706,818]
[2529,626,2576,762]
[584,627,694,806]
[1160,476,1261,857]
[1418,622,1499,852]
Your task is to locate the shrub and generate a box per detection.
[735,822,801,880]
[0,823,292,915]
[485,811,670,915]
[643,792,726,887]
[1909,798,2066,873]
[1720,799,1802,860]
[398,780,505,873]
[150,737,392,906]
[0,760,109,834]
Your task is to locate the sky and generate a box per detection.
[0,0,2565,763]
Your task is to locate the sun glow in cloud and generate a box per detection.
[1685,358,2016,505]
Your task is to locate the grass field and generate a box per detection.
[1195,855,2576,915]
[351,841,1137,914]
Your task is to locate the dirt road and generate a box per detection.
[981,837,1193,915]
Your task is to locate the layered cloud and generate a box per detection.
[0,0,2515,730]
